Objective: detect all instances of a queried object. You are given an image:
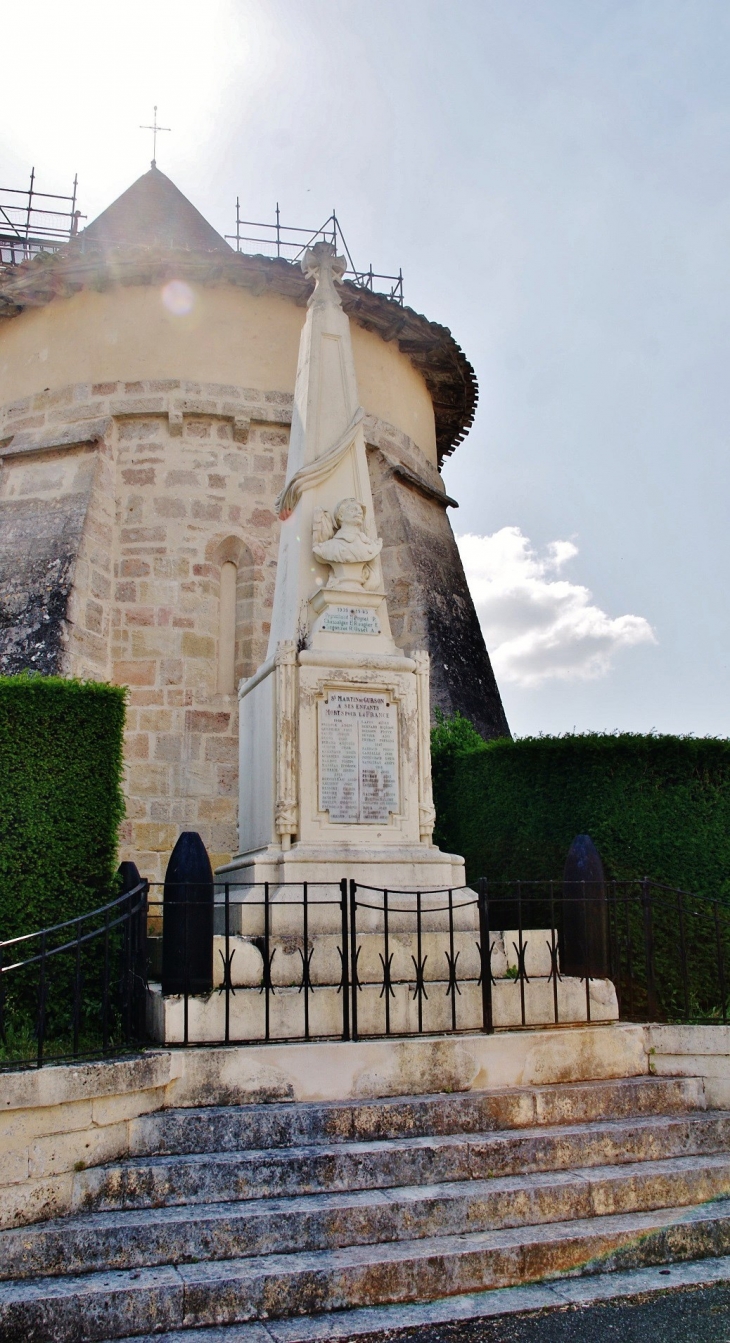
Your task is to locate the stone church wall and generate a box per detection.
[0,375,506,881]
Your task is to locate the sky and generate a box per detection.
[1,0,727,738]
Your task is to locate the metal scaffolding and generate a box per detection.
[0,169,85,266]
[226,201,404,306]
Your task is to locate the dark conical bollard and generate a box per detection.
[161,832,214,995]
[561,834,609,979]
[117,860,148,1035]
[118,860,143,893]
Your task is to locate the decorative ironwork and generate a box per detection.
[410,952,429,1002]
[298,945,315,994]
[379,951,396,1000]
[217,946,237,995]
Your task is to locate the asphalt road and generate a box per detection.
[375,1282,730,1342]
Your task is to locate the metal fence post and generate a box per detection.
[349,880,359,1041]
[340,878,350,1040]
[641,877,659,1019]
[477,878,494,1035]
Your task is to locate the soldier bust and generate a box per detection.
[312,498,383,590]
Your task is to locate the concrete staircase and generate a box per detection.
[2,1074,730,1341]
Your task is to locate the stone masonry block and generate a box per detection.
[165,470,200,488]
[126,734,150,760]
[139,709,173,732]
[121,527,166,545]
[0,1148,29,1186]
[113,660,156,686]
[182,632,215,659]
[131,630,178,659]
[154,735,182,762]
[198,796,236,821]
[122,468,156,486]
[185,709,230,734]
[90,570,111,600]
[154,498,187,518]
[250,508,277,529]
[133,822,178,853]
[28,1121,129,1180]
[128,764,169,795]
[191,500,222,521]
[204,737,238,763]
[119,558,150,577]
[168,407,183,436]
[91,1087,164,1128]
[216,766,238,796]
[233,414,250,443]
[160,658,183,685]
[0,1174,74,1231]
[84,600,103,634]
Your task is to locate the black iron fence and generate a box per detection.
[0,881,147,1069]
[3,876,730,1068]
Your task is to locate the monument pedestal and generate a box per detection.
[219,644,465,895]
[218,843,464,891]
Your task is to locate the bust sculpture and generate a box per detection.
[312,497,383,590]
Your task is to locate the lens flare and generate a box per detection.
[161,280,195,316]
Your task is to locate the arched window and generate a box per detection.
[209,537,255,695]
[218,560,237,694]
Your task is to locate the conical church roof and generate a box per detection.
[81,165,231,253]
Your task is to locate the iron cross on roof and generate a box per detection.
[140,106,171,168]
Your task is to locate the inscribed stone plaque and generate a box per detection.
[320,606,381,635]
[318,691,399,823]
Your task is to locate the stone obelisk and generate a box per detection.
[220,242,465,891]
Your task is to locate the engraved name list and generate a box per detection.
[318,691,399,823]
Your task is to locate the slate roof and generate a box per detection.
[81,166,231,253]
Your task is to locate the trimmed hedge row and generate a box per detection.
[0,675,126,941]
[432,717,730,897]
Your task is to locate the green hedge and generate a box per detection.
[0,675,126,941]
[432,718,730,897]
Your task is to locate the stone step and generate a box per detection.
[3,1200,730,1342]
[130,1075,705,1157]
[3,1153,730,1281]
[74,1111,730,1214]
[95,1253,730,1343]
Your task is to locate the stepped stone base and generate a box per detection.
[146,976,618,1043]
[147,921,619,1044]
[218,844,467,893]
[2,1064,730,1342]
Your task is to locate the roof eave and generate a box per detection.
[0,245,477,463]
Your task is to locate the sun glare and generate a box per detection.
[161,280,195,317]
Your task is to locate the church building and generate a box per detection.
[0,167,508,879]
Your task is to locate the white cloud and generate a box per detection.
[457,528,656,688]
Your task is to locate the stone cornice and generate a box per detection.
[0,245,478,466]
[0,417,111,460]
[0,383,442,492]
[385,456,459,509]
